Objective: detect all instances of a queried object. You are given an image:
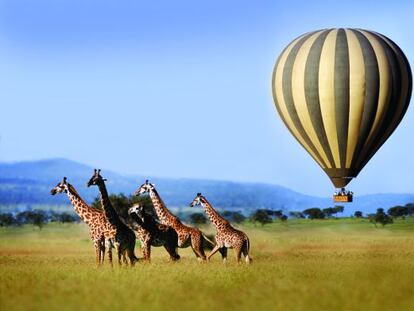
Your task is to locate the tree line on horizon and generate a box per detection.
[1,193,413,228]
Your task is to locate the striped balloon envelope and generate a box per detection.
[272,28,412,189]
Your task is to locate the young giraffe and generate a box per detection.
[190,193,252,263]
[128,204,180,261]
[134,180,213,261]
[87,169,138,266]
[50,177,116,266]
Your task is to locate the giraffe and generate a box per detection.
[128,204,180,261]
[50,177,116,266]
[87,169,138,266]
[134,180,214,261]
[190,193,252,263]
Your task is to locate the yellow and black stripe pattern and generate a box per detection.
[272,28,412,188]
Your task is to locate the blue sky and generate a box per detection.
[0,0,413,196]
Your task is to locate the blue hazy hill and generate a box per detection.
[0,158,413,215]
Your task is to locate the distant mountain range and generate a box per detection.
[0,158,413,215]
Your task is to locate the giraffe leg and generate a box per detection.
[142,242,151,261]
[94,242,101,267]
[207,244,222,261]
[191,233,206,261]
[100,242,106,265]
[127,248,137,266]
[106,239,113,267]
[219,247,228,263]
[241,240,252,264]
[117,249,122,266]
[127,239,138,266]
[234,246,242,263]
[163,243,180,261]
[108,248,113,267]
[113,241,123,266]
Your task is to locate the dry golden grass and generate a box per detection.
[1,219,414,311]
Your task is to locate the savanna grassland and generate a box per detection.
[1,218,414,311]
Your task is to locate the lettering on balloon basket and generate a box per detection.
[333,195,352,203]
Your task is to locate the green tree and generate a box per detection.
[92,193,155,220]
[303,208,325,219]
[59,212,79,223]
[323,206,344,218]
[232,211,246,223]
[388,206,409,218]
[354,211,363,218]
[0,213,16,226]
[250,209,273,226]
[189,213,207,225]
[372,208,393,227]
[16,210,48,229]
[405,203,414,216]
[322,207,335,218]
[333,205,344,214]
[31,211,48,229]
[222,210,246,223]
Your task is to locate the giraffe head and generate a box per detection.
[50,177,69,195]
[128,203,145,218]
[86,169,107,187]
[189,193,204,207]
[129,203,157,220]
[134,180,155,196]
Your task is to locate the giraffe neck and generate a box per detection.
[97,182,121,226]
[200,198,227,228]
[149,189,177,225]
[66,184,95,226]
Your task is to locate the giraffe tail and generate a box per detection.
[244,234,252,263]
[245,234,250,252]
[202,234,215,247]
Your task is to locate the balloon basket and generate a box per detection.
[333,194,353,203]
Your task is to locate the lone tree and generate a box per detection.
[354,211,363,218]
[303,208,325,219]
[250,209,273,226]
[371,208,393,227]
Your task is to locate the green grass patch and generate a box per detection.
[1,219,414,310]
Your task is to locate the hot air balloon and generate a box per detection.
[272,28,412,202]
